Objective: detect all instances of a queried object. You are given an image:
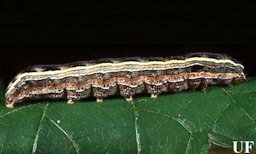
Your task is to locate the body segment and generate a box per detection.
[5,53,246,108]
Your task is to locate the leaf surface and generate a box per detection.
[0,78,256,154]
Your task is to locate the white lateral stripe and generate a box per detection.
[6,57,244,95]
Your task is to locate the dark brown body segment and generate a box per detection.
[5,52,246,108]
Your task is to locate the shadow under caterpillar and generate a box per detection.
[5,52,246,108]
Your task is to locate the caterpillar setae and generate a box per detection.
[5,52,246,108]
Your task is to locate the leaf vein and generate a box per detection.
[31,103,49,154]
[177,100,193,117]
[132,102,142,154]
[143,109,193,133]
[46,116,80,154]
[185,133,192,154]
[0,104,38,118]
[222,88,256,122]
[209,131,240,148]
[212,103,232,130]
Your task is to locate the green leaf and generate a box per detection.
[1,78,256,154]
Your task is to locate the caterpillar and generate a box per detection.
[4,52,246,108]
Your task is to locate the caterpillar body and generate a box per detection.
[5,52,246,108]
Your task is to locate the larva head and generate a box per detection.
[5,65,51,107]
[5,72,26,108]
[5,98,14,108]
[5,82,17,108]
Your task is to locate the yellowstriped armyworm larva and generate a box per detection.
[5,52,246,108]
